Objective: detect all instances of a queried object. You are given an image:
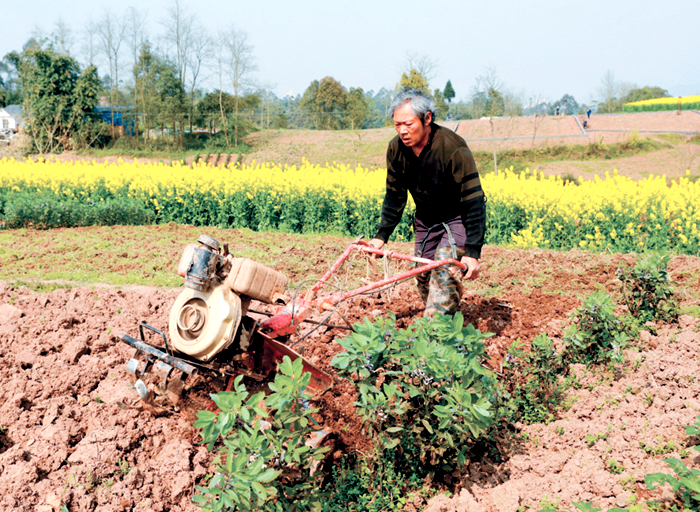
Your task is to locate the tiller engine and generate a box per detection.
[118,234,466,410]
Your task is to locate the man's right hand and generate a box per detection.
[368,238,385,250]
[368,238,385,257]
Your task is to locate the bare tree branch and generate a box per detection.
[404,52,438,83]
[220,26,256,146]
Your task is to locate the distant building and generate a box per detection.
[0,105,23,131]
[94,106,135,136]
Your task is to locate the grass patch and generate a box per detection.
[0,224,414,290]
[656,133,687,145]
[6,280,75,293]
[0,225,698,317]
[682,305,700,317]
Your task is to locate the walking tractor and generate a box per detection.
[118,234,466,409]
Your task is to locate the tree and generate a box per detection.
[184,26,211,131]
[443,80,455,103]
[366,88,393,128]
[595,70,634,114]
[18,47,102,152]
[399,69,429,93]
[195,90,236,134]
[97,11,126,124]
[549,94,579,116]
[162,0,211,132]
[471,66,520,175]
[403,53,437,84]
[52,19,74,56]
[162,0,193,86]
[433,88,448,121]
[80,19,99,68]
[344,87,369,130]
[300,77,347,130]
[134,44,186,145]
[622,86,669,104]
[219,26,257,146]
[125,7,147,139]
[280,94,307,129]
[0,54,22,107]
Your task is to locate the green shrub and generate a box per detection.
[321,451,428,512]
[500,333,568,424]
[563,292,630,366]
[193,357,329,512]
[331,312,497,479]
[617,253,679,323]
[645,416,700,511]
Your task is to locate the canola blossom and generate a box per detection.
[485,168,700,254]
[623,95,700,113]
[1,158,699,255]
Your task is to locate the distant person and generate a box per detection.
[555,106,560,116]
[369,89,485,316]
[583,119,588,129]
[587,108,592,119]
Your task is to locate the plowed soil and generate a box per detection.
[1,243,700,511]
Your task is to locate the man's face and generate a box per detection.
[393,102,432,150]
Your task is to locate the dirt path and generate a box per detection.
[1,243,699,511]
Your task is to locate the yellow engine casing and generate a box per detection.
[168,285,242,361]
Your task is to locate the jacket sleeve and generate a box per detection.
[375,146,408,242]
[451,147,486,259]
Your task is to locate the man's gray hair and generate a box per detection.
[389,89,436,123]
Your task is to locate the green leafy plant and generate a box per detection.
[585,432,607,447]
[193,357,329,511]
[640,438,678,457]
[332,312,497,479]
[620,475,636,492]
[606,459,625,475]
[500,333,568,424]
[617,253,679,323]
[321,450,430,512]
[117,458,132,478]
[646,454,700,511]
[563,292,629,365]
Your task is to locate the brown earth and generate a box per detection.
[1,241,700,511]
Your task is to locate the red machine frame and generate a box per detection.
[253,240,466,394]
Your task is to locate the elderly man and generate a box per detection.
[369,89,486,316]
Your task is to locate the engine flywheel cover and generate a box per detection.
[169,285,242,361]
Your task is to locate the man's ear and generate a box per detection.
[424,111,433,125]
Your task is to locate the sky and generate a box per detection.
[4,0,700,106]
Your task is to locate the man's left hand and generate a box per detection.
[460,256,480,280]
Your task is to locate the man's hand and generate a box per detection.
[368,238,385,249]
[367,238,385,259]
[460,256,480,280]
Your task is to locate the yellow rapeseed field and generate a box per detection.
[1,158,698,254]
[625,95,700,108]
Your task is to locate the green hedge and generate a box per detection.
[1,192,153,229]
